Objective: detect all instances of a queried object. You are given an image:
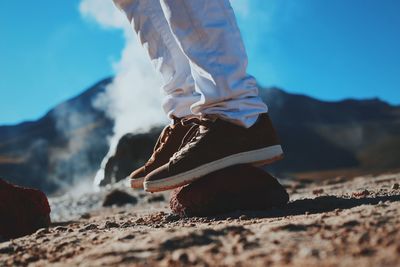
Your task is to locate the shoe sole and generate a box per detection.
[130,177,145,189]
[144,145,283,193]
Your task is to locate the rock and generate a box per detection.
[82,224,98,231]
[0,244,14,254]
[99,129,163,186]
[392,183,399,190]
[147,195,166,203]
[170,165,289,217]
[312,188,324,195]
[102,190,138,207]
[35,228,50,236]
[352,189,370,198]
[54,226,68,232]
[80,213,91,219]
[239,215,249,221]
[0,178,51,239]
[104,221,120,229]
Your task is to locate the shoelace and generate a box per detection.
[144,116,184,167]
[170,117,216,162]
[145,125,173,167]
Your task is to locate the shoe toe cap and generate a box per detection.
[144,163,170,183]
[129,166,146,179]
[129,167,146,189]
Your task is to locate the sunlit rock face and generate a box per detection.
[169,165,289,217]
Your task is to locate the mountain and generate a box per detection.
[259,88,400,177]
[0,78,399,193]
[0,78,113,193]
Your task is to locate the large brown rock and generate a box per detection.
[170,165,289,217]
[0,179,51,239]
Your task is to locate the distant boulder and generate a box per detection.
[170,165,289,217]
[0,178,51,239]
[103,189,138,207]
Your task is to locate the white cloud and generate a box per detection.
[79,0,128,30]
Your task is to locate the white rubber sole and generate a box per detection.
[144,145,284,193]
[130,176,145,189]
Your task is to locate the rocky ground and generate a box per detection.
[0,173,399,266]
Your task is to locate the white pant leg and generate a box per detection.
[113,0,200,119]
[160,0,268,128]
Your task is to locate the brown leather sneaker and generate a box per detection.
[129,117,195,189]
[144,113,284,192]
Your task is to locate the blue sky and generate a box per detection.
[0,0,399,125]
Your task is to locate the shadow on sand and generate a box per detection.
[209,194,400,220]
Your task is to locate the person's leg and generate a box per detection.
[113,0,200,119]
[144,0,283,192]
[159,0,268,128]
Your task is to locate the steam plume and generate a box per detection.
[79,0,168,185]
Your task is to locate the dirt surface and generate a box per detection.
[0,173,399,266]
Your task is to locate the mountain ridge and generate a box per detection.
[1,78,399,193]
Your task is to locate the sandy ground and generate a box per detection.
[0,173,399,266]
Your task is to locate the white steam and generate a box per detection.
[79,0,167,185]
[80,0,167,136]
